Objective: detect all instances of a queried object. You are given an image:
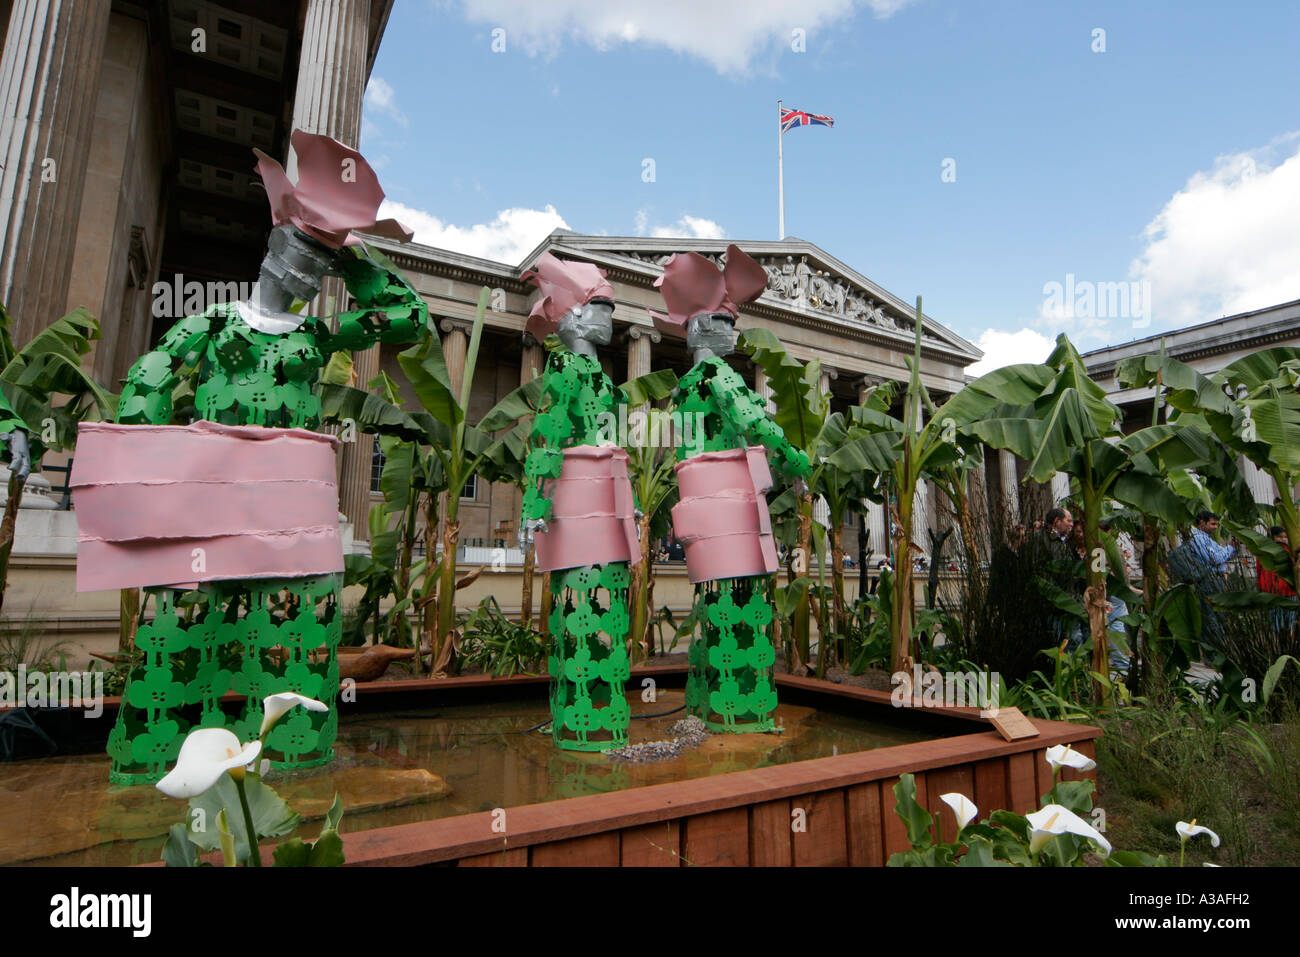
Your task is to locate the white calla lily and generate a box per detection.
[939,792,979,831]
[156,728,263,799]
[1044,744,1097,773]
[1025,804,1112,858]
[1176,821,1221,847]
[260,692,329,736]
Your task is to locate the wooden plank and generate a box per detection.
[925,766,975,844]
[749,799,793,866]
[973,757,1010,819]
[1006,752,1038,814]
[530,832,620,867]
[335,695,1099,866]
[881,772,928,858]
[1034,747,1055,804]
[845,782,886,866]
[458,846,527,867]
[620,821,682,867]
[792,789,849,866]
[683,807,749,866]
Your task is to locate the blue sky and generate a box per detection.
[360,0,1300,371]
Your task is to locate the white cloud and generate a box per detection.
[634,207,725,238]
[1130,132,1300,326]
[652,214,725,239]
[379,199,569,264]
[364,76,408,127]
[965,327,1054,377]
[459,0,914,75]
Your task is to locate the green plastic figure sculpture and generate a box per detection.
[100,131,427,784]
[522,253,641,751]
[651,245,810,732]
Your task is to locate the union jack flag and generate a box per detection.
[780,108,835,134]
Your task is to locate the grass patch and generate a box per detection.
[1096,698,1300,866]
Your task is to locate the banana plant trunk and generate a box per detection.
[891,497,915,673]
[628,510,653,664]
[539,571,553,645]
[520,545,535,629]
[1081,474,1109,701]
[0,474,24,616]
[119,588,141,655]
[420,492,438,674]
[1138,515,1163,690]
[393,486,418,648]
[435,495,460,676]
[792,490,813,672]
[830,523,846,637]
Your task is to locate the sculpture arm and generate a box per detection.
[116,311,218,424]
[703,363,810,478]
[521,351,571,526]
[0,382,29,476]
[322,246,429,352]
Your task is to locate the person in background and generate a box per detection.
[1259,525,1297,635]
[1184,509,1236,652]
[1189,509,1236,574]
[1097,519,1132,673]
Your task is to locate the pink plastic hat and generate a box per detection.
[520,252,615,340]
[253,130,413,250]
[649,244,768,338]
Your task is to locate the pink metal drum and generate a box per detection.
[671,446,778,584]
[533,445,640,573]
[71,421,343,591]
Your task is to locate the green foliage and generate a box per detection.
[885,772,1116,867]
[187,773,300,864]
[458,596,546,677]
[164,785,347,868]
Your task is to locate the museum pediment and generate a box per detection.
[534,233,979,360]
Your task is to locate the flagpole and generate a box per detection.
[777,99,785,239]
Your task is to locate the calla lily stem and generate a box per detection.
[232,773,261,867]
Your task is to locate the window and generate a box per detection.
[461,475,477,501]
[370,440,384,492]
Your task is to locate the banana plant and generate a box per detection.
[947,334,1247,695]
[1118,347,1300,596]
[321,287,538,674]
[0,305,117,613]
[739,325,828,671]
[822,298,985,673]
[618,369,679,663]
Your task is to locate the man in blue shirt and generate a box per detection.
[1185,509,1236,651]
[1188,509,1236,573]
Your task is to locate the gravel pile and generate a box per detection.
[605,715,710,762]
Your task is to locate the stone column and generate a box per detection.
[440,317,471,396]
[965,452,991,564]
[819,364,838,403]
[520,338,544,385]
[1240,455,1277,506]
[857,374,882,405]
[911,479,929,564]
[0,0,111,344]
[1051,471,1071,506]
[287,0,370,172]
[625,324,657,383]
[754,366,775,413]
[866,499,887,562]
[999,449,1020,526]
[288,0,375,534]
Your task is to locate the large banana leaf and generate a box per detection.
[739,326,825,453]
[619,369,678,407]
[320,383,432,445]
[396,329,461,430]
[478,377,544,433]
